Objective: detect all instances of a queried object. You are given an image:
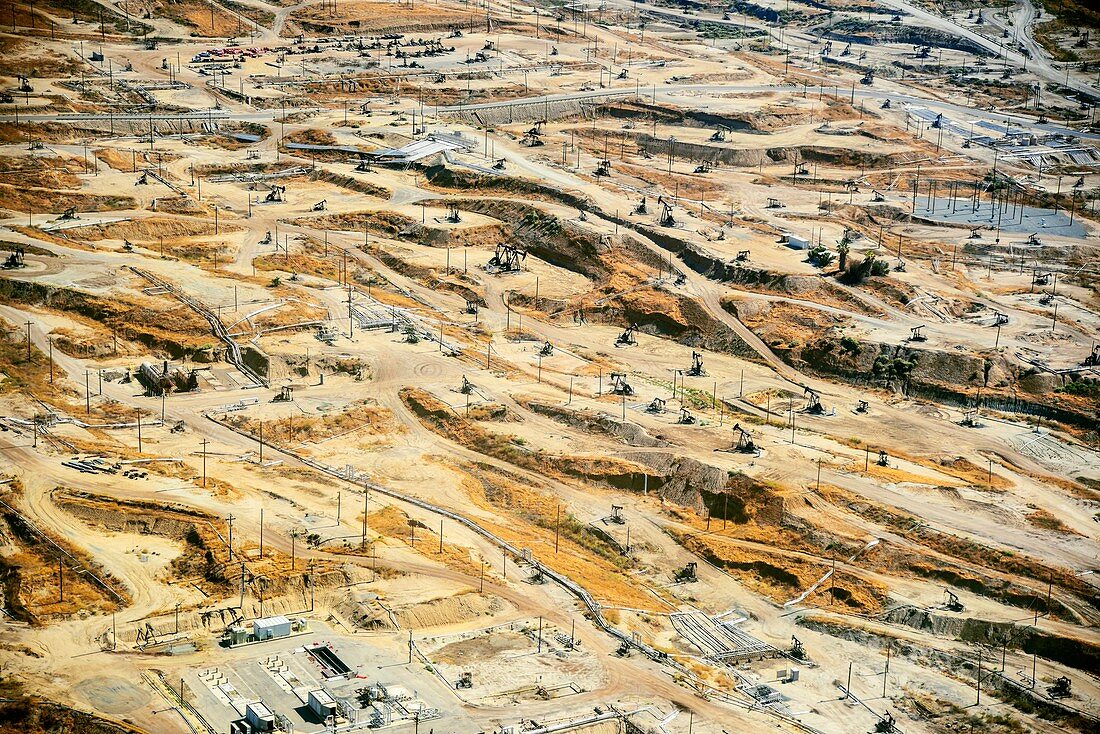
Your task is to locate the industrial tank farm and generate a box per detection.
[0,1,1097,733]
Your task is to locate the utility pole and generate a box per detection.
[361,485,369,548]
[555,505,560,553]
[259,508,264,558]
[201,439,209,488]
[883,642,890,698]
[976,649,982,705]
[830,555,837,605]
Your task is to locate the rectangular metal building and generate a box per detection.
[783,233,810,250]
[245,701,275,732]
[253,615,291,640]
[308,688,337,720]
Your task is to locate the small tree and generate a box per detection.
[841,251,889,284]
[807,245,835,268]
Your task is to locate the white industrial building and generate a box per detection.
[783,233,810,250]
[253,615,292,641]
[244,701,275,732]
[367,132,474,165]
[308,689,338,721]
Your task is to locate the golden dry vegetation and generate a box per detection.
[226,401,403,449]
[288,1,479,35]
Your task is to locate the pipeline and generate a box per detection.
[0,497,126,603]
[128,267,266,387]
[208,414,825,733]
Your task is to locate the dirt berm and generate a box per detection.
[618,451,785,524]
[519,400,669,448]
[0,279,215,357]
[632,133,920,169]
[770,331,1098,431]
[883,605,1100,675]
[309,168,390,200]
[401,388,780,517]
[421,164,593,211]
[797,615,1094,731]
[822,18,993,57]
[436,198,612,280]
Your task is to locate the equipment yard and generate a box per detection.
[0,0,1097,732]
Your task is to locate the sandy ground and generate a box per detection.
[0,1,1097,733]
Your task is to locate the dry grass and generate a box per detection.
[225,401,401,449]
[254,252,341,280]
[284,128,336,147]
[55,489,339,602]
[401,387,651,492]
[47,324,143,359]
[729,298,852,347]
[0,155,84,190]
[93,148,137,172]
[835,439,1014,491]
[450,460,667,611]
[288,1,478,34]
[614,161,726,201]
[816,483,1096,607]
[5,226,90,253]
[0,38,82,78]
[0,123,106,145]
[147,0,246,36]
[1025,506,1081,535]
[0,488,130,623]
[0,280,216,358]
[360,504,485,579]
[0,317,152,424]
[292,209,416,236]
[157,239,238,267]
[847,461,965,488]
[0,184,135,215]
[674,529,887,612]
[934,456,1013,490]
[249,301,328,331]
[65,216,232,243]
